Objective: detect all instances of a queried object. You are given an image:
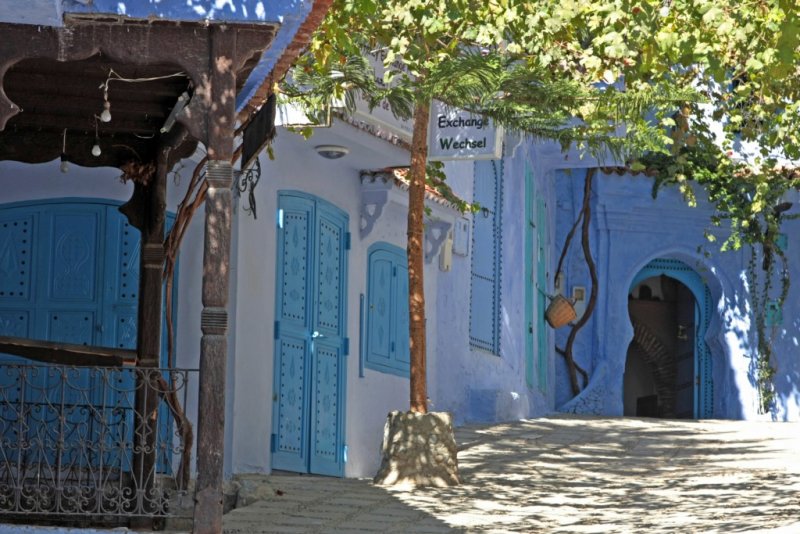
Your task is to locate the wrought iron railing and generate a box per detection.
[0,364,196,518]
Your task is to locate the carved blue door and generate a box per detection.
[272,192,348,477]
[0,200,175,471]
[0,203,107,468]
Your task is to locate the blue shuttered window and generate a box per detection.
[470,159,503,354]
[365,243,409,376]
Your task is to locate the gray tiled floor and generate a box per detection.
[223,415,800,533]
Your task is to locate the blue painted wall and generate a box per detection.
[551,168,800,421]
[432,140,555,425]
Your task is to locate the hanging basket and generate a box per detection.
[545,295,577,329]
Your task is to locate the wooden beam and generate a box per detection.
[0,128,155,168]
[0,336,135,366]
[9,113,160,135]
[5,73,188,100]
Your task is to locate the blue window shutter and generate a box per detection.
[367,252,393,368]
[470,159,503,354]
[365,243,409,376]
[393,261,410,367]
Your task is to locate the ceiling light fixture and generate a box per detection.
[315,145,349,159]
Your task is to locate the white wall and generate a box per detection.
[0,116,498,479]
[228,119,457,477]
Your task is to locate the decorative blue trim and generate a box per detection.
[358,293,365,378]
[525,164,535,387]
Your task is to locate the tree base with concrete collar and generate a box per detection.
[373,410,460,487]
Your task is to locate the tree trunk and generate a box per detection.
[408,98,430,414]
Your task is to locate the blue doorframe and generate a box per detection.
[525,165,548,391]
[629,258,713,418]
[271,191,349,477]
[525,165,535,388]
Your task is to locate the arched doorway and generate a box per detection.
[624,259,713,419]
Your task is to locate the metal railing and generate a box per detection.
[0,364,196,519]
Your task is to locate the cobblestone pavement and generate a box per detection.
[223,415,800,533]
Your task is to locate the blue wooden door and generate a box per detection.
[0,200,176,472]
[0,205,105,466]
[272,192,348,477]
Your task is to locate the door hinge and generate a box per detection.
[270,433,277,453]
[393,265,397,277]
[345,232,351,250]
[343,337,350,355]
[274,320,280,339]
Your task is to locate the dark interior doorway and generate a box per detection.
[625,275,696,418]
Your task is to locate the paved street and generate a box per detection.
[223,415,800,533]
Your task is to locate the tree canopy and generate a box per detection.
[281,1,800,413]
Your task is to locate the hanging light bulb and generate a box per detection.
[60,129,69,173]
[91,143,102,157]
[100,100,112,123]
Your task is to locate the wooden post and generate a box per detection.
[193,26,236,534]
[408,98,430,414]
[128,156,167,527]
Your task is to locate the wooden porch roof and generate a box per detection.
[0,19,276,169]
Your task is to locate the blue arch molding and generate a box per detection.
[61,0,314,113]
[629,258,714,418]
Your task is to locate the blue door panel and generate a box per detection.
[0,310,29,338]
[367,255,393,366]
[0,213,34,300]
[273,336,310,472]
[271,195,313,472]
[278,206,312,326]
[315,214,343,335]
[309,344,341,476]
[46,210,101,303]
[310,202,347,476]
[273,192,347,477]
